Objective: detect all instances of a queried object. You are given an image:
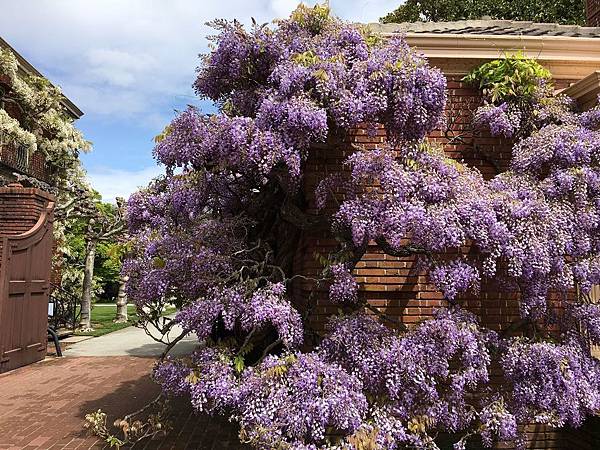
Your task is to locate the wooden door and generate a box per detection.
[0,200,54,373]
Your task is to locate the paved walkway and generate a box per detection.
[64,318,197,357]
[0,323,244,450]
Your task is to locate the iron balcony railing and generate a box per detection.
[0,134,31,175]
[13,143,29,173]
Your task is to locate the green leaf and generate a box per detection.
[152,256,166,269]
[107,436,125,448]
[463,52,552,104]
[234,355,245,373]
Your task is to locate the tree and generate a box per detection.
[380,0,586,25]
[102,241,131,323]
[78,199,126,330]
[96,241,127,301]
[118,5,600,449]
[61,211,128,302]
[114,274,129,323]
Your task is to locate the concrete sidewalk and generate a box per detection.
[64,318,198,357]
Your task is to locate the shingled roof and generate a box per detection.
[370,19,600,38]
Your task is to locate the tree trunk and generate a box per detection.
[79,239,97,330]
[114,275,129,323]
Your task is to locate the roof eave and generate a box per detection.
[561,70,600,110]
[371,30,600,80]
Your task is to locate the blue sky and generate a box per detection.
[0,0,401,201]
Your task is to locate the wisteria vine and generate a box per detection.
[124,4,600,449]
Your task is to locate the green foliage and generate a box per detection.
[60,198,126,302]
[290,3,332,34]
[106,436,126,448]
[96,242,124,282]
[263,354,297,378]
[90,202,127,299]
[292,50,321,67]
[380,0,586,25]
[58,216,104,302]
[462,52,552,104]
[359,26,384,48]
[153,124,172,144]
[95,241,126,299]
[234,354,246,373]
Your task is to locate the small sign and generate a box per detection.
[48,302,54,317]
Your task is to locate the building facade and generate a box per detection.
[0,36,83,185]
[0,37,82,373]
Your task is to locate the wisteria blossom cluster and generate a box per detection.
[124,4,600,449]
[472,102,522,138]
[330,114,600,318]
[154,310,502,449]
[194,9,446,144]
[177,283,303,348]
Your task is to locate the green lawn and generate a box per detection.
[74,304,177,337]
[75,305,139,337]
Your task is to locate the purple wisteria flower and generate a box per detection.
[472,102,521,138]
[124,4,600,449]
[328,263,359,303]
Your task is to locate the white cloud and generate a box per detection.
[87,165,165,203]
[0,1,399,122]
[60,83,150,117]
[86,48,158,88]
[1,0,401,190]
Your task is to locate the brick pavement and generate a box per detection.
[0,356,245,450]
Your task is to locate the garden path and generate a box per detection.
[0,324,245,449]
[63,318,197,357]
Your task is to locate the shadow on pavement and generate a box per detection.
[76,358,246,450]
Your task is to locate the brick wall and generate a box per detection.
[293,77,521,333]
[588,0,600,26]
[0,182,55,283]
[291,76,593,449]
[0,183,54,236]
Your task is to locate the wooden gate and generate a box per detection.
[0,186,54,373]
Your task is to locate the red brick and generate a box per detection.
[0,356,247,449]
